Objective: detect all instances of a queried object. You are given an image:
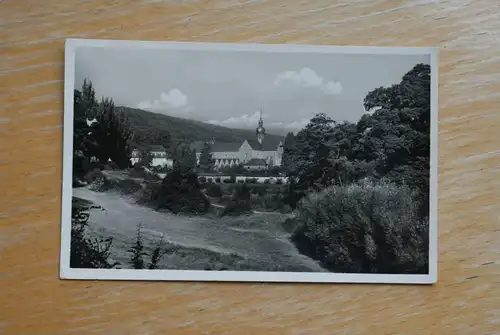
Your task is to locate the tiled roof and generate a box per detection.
[190,137,284,153]
[190,141,242,153]
[247,137,283,151]
[148,145,167,152]
[211,142,243,152]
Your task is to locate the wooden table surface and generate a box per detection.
[1,1,499,334]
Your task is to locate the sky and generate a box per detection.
[74,45,429,135]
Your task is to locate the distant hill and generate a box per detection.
[115,106,285,149]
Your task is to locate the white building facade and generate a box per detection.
[191,113,284,170]
[130,145,174,168]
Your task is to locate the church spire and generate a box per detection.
[256,108,266,148]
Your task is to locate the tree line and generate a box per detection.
[281,63,430,215]
[281,63,431,274]
[73,80,133,183]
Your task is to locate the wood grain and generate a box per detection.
[1,0,499,334]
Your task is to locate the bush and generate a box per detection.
[84,168,106,184]
[221,184,252,216]
[199,176,207,183]
[206,183,223,198]
[70,201,118,269]
[276,179,283,185]
[291,180,429,274]
[156,167,210,214]
[250,193,285,212]
[129,166,161,181]
[128,224,147,269]
[103,161,120,170]
[215,177,221,183]
[138,181,162,206]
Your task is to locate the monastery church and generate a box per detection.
[190,112,284,170]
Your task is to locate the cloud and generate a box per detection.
[269,118,311,130]
[137,88,189,112]
[274,67,342,95]
[206,111,267,128]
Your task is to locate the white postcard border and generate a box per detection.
[60,38,438,285]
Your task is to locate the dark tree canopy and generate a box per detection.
[284,63,431,215]
[198,141,214,172]
[73,79,133,181]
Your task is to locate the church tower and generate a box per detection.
[256,109,266,149]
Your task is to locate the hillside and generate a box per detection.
[116,106,285,148]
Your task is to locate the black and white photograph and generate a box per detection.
[61,39,437,284]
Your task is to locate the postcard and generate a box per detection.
[60,38,438,284]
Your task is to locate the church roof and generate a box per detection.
[247,137,283,151]
[244,158,268,166]
[189,136,283,153]
[190,141,242,153]
[211,142,243,152]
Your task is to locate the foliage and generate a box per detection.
[283,63,431,216]
[198,141,214,172]
[70,200,118,269]
[137,181,162,206]
[93,98,133,168]
[284,113,338,191]
[148,234,167,269]
[128,223,147,269]
[135,149,153,169]
[281,132,296,170]
[205,183,223,198]
[281,180,304,210]
[291,180,429,274]
[157,165,211,214]
[219,164,246,175]
[172,143,196,171]
[73,80,133,181]
[127,224,167,270]
[221,184,252,216]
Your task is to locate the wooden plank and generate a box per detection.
[1,0,499,333]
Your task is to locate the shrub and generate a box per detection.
[129,166,161,181]
[199,176,207,183]
[291,180,429,274]
[103,161,120,170]
[148,234,167,269]
[70,201,118,269]
[138,181,162,206]
[206,183,223,198]
[215,177,221,183]
[264,179,270,184]
[276,179,283,185]
[221,184,252,216]
[156,167,210,214]
[128,224,147,269]
[84,168,106,184]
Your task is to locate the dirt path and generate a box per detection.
[73,187,326,272]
